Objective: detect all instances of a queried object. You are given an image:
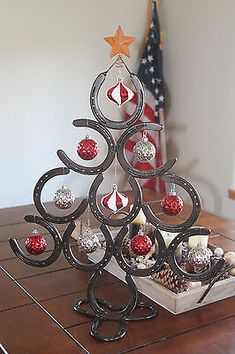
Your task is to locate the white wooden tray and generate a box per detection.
[88,248,235,314]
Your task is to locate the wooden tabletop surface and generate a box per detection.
[0,193,235,354]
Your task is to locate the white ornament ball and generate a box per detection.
[77,227,101,254]
[54,185,75,209]
[214,247,224,257]
[224,251,235,265]
[133,135,156,163]
[188,242,212,266]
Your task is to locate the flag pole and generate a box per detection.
[144,0,153,44]
[144,1,160,44]
[157,0,160,12]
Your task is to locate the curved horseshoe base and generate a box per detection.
[73,296,159,342]
[90,318,128,342]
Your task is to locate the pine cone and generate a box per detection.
[122,236,135,259]
[181,241,189,262]
[152,262,189,294]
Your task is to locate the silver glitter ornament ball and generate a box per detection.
[54,185,75,209]
[133,134,156,163]
[188,242,212,267]
[77,227,101,254]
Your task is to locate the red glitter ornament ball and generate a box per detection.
[161,194,183,216]
[131,234,152,256]
[25,232,47,255]
[77,135,99,160]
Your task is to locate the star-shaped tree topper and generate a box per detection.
[104,25,135,58]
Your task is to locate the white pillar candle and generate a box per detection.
[160,231,178,247]
[130,204,146,225]
[129,205,146,238]
[188,235,208,249]
[188,281,202,289]
[160,231,182,263]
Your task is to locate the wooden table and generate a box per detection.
[0,195,235,354]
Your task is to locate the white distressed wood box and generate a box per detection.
[88,248,235,314]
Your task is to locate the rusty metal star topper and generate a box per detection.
[104,25,135,58]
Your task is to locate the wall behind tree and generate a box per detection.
[160,0,235,220]
[0,0,235,221]
[0,0,147,208]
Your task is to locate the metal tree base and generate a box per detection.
[74,297,159,342]
[9,58,225,343]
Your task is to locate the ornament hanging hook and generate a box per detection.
[170,173,176,195]
[33,214,37,233]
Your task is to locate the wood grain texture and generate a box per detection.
[0,271,32,311]
[0,304,86,354]
[0,221,66,242]
[19,268,117,302]
[126,316,235,354]
[68,298,235,354]
[1,253,72,279]
[0,193,235,353]
[209,234,235,251]
[42,281,133,328]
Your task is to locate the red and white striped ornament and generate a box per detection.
[106,79,134,107]
[101,184,128,213]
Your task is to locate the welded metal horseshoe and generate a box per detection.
[167,227,225,281]
[57,119,116,175]
[87,268,138,320]
[74,297,128,318]
[142,174,201,232]
[33,167,88,224]
[90,71,144,130]
[116,122,176,178]
[63,222,113,272]
[9,215,62,267]
[126,301,159,321]
[114,226,166,277]
[198,263,235,303]
[89,174,142,226]
[90,318,127,342]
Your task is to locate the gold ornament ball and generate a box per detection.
[229,267,235,276]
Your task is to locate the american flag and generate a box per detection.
[124,1,167,193]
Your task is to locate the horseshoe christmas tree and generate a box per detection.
[9,26,227,342]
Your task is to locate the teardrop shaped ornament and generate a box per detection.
[101,184,128,213]
[106,79,134,107]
